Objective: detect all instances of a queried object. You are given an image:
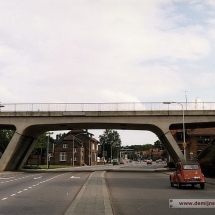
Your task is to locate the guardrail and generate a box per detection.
[0,102,215,112]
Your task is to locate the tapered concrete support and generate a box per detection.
[0,127,43,171]
[159,131,185,162]
[150,124,184,163]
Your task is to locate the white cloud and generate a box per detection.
[0,0,215,144]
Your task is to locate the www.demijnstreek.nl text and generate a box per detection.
[169,199,215,208]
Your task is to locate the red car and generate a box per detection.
[170,161,205,189]
[146,159,152,165]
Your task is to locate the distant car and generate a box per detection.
[146,159,152,165]
[156,159,162,163]
[112,159,119,165]
[120,160,124,164]
[170,161,205,189]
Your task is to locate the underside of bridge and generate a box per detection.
[0,122,184,171]
[1,110,215,171]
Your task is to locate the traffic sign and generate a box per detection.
[182,142,186,148]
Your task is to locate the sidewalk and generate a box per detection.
[64,171,113,215]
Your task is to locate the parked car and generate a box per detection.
[170,161,205,189]
[112,159,119,165]
[146,159,152,165]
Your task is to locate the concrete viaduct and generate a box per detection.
[0,102,215,171]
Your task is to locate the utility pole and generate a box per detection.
[46,132,53,169]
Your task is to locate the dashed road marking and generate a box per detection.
[0,173,67,201]
[2,197,8,200]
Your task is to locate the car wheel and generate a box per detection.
[200,183,205,189]
[170,176,174,187]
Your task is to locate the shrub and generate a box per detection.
[23,165,40,169]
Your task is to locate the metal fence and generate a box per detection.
[0,102,215,112]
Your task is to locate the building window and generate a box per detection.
[60,152,67,161]
[74,148,77,153]
[204,136,210,144]
[197,150,202,155]
[63,144,68,149]
[197,136,210,144]
[177,132,183,141]
[74,156,77,161]
[92,143,95,150]
[197,136,203,144]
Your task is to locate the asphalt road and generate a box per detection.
[0,172,91,215]
[0,161,215,215]
[106,171,215,215]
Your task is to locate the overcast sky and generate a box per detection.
[1,0,215,145]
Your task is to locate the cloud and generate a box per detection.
[0,0,214,105]
[1,0,215,145]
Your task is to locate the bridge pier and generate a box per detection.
[159,130,185,162]
[149,123,184,163]
[0,127,43,171]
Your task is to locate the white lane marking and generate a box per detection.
[1,173,67,201]
[0,177,14,180]
[71,176,80,179]
[34,176,42,180]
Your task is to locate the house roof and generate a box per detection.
[55,130,99,147]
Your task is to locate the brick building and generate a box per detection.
[51,130,99,166]
[171,128,215,160]
[142,148,164,160]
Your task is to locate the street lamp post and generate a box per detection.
[46,132,53,169]
[163,102,186,160]
[88,139,91,166]
[111,144,112,163]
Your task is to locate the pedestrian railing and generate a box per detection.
[0,102,215,112]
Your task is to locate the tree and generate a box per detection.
[154,140,164,150]
[99,129,121,161]
[0,129,14,154]
[31,132,55,156]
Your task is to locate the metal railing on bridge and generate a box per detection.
[0,102,215,112]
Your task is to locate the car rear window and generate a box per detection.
[183,164,199,170]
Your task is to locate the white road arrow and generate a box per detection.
[71,176,80,179]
